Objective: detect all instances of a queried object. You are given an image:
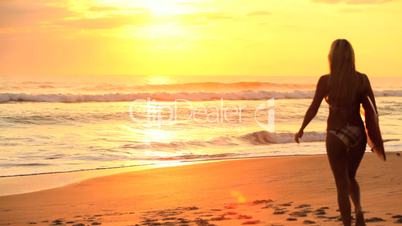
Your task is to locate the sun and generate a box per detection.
[143,129,172,143]
[146,75,174,85]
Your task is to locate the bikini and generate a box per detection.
[328,122,363,150]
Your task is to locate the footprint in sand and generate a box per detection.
[313,208,327,216]
[252,199,274,205]
[51,218,64,225]
[237,214,253,220]
[162,217,177,221]
[273,208,288,215]
[225,211,237,216]
[278,202,293,207]
[140,218,159,225]
[365,217,385,223]
[176,217,191,224]
[183,206,199,211]
[392,215,402,224]
[209,214,230,221]
[286,217,297,221]
[198,214,214,218]
[210,208,222,212]
[296,204,311,209]
[302,219,316,224]
[250,199,275,209]
[242,220,261,225]
[262,203,274,209]
[289,210,309,218]
[224,204,237,209]
[314,206,330,218]
[194,218,216,226]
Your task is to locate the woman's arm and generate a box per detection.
[295,75,327,143]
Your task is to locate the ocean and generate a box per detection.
[1,77,401,178]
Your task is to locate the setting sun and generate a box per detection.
[145,75,175,85]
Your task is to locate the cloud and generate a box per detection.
[196,12,234,20]
[177,11,234,26]
[57,14,150,29]
[313,0,393,4]
[0,0,74,28]
[88,6,121,12]
[247,10,271,17]
[0,1,150,31]
[339,7,364,12]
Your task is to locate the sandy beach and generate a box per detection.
[0,152,401,226]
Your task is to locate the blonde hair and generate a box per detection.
[328,39,359,106]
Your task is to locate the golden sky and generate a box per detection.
[0,0,401,83]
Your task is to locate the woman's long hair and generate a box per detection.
[328,39,359,107]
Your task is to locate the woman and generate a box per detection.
[295,39,377,226]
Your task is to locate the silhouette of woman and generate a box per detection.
[295,39,377,226]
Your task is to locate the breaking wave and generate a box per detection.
[119,130,326,151]
[240,130,325,144]
[1,89,401,103]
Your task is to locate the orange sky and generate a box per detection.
[0,0,401,84]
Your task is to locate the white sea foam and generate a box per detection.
[1,95,401,179]
[0,90,401,103]
[241,130,325,144]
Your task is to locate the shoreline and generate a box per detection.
[0,153,328,197]
[1,152,401,225]
[0,160,191,197]
[1,151,400,197]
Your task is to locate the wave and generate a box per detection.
[119,131,326,151]
[0,130,326,178]
[0,81,315,92]
[1,89,401,103]
[0,91,310,103]
[241,130,325,144]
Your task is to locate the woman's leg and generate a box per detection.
[348,139,366,225]
[326,134,352,226]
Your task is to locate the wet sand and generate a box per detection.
[0,152,401,225]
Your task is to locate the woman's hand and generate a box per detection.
[295,129,304,143]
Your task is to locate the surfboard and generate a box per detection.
[361,96,386,161]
